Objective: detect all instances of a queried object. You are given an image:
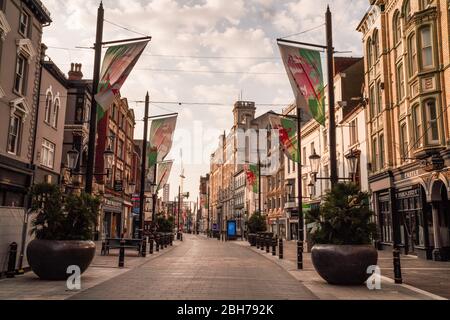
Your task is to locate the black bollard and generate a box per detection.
[142,237,147,257]
[155,235,160,252]
[297,240,303,270]
[165,234,168,248]
[181,233,183,241]
[149,237,154,254]
[278,238,283,259]
[6,242,18,278]
[272,237,276,256]
[260,234,265,251]
[265,235,270,253]
[393,247,403,284]
[119,239,125,268]
[170,234,173,246]
[256,234,260,249]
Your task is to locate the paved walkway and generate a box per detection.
[278,240,450,299]
[70,234,317,300]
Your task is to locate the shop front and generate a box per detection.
[102,197,123,239]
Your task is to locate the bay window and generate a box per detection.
[412,104,423,148]
[408,33,417,76]
[396,63,405,101]
[400,123,409,161]
[425,99,439,144]
[419,26,433,69]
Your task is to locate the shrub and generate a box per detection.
[306,183,377,245]
[248,211,267,233]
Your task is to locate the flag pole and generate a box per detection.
[139,92,150,241]
[326,6,338,187]
[85,2,104,194]
[296,107,304,270]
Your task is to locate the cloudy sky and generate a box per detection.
[42,0,369,204]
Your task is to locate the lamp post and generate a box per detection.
[308,148,359,184]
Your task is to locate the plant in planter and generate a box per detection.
[306,183,378,285]
[247,211,267,246]
[156,213,174,233]
[26,183,100,280]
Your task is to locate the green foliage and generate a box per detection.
[248,211,267,233]
[30,183,100,241]
[306,183,377,245]
[156,213,174,232]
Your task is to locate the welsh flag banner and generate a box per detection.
[156,161,173,192]
[147,116,178,168]
[96,41,149,121]
[278,43,326,126]
[245,164,259,194]
[269,115,300,163]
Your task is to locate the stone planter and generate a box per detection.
[311,244,378,285]
[27,240,96,280]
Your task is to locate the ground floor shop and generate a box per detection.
[371,166,450,261]
[102,197,123,239]
[0,156,33,208]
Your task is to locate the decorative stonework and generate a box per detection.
[0,86,5,98]
[9,97,31,122]
[0,10,11,41]
[16,39,37,62]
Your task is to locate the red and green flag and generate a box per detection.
[147,116,178,168]
[245,164,259,194]
[269,115,300,163]
[96,40,149,121]
[156,161,173,192]
[278,43,326,126]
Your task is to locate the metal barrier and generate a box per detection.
[6,242,18,278]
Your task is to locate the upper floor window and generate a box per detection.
[408,33,417,76]
[14,55,27,94]
[396,63,405,102]
[41,139,55,169]
[44,92,52,124]
[419,26,433,69]
[393,11,402,45]
[400,123,409,161]
[403,0,412,20]
[7,113,22,154]
[373,30,379,62]
[412,104,423,148]
[425,99,439,144]
[419,0,431,10]
[369,85,375,118]
[379,134,385,170]
[371,137,378,172]
[376,81,383,114]
[349,118,358,146]
[52,98,60,127]
[367,37,373,68]
[19,11,29,37]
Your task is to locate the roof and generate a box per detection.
[42,59,67,88]
[24,0,52,24]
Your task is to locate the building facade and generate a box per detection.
[358,0,450,260]
[0,0,51,207]
[33,46,67,185]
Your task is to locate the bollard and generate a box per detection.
[6,242,18,278]
[297,240,303,270]
[265,235,270,253]
[278,238,283,259]
[165,234,168,248]
[142,237,147,258]
[155,234,160,252]
[170,234,173,246]
[256,234,260,249]
[393,247,403,284]
[119,239,125,268]
[180,233,183,241]
[149,236,154,255]
[260,234,265,251]
[272,237,276,256]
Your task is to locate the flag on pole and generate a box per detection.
[96,40,149,121]
[156,161,173,192]
[278,43,326,126]
[147,116,178,168]
[269,115,300,163]
[245,164,259,194]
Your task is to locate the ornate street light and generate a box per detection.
[103,147,115,171]
[67,148,80,171]
[308,181,315,199]
[127,181,136,194]
[309,149,321,177]
[345,150,359,179]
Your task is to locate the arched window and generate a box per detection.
[403,0,412,20]
[367,37,373,68]
[52,98,60,127]
[393,11,401,45]
[419,25,433,69]
[424,99,439,143]
[419,0,431,10]
[400,122,408,160]
[44,92,52,124]
[408,33,417,76]
[412,104,422,148]
[373,30,379,62]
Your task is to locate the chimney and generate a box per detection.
[40,44,48,61]
[68,63,84,80]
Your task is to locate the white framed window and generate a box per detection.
[7,114,22,154]
[425,99,439,144]
[19,10,29,36]
[349,118,358,146]
[52,98,59,127]
[41,140,55,169]
[419,26,433,69]
[14,55,26,94]
[44,92,52,124]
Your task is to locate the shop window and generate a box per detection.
[379,195,392,243]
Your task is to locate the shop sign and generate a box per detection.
[396,186,420,200]
[114,180,123,192]
[104,198,122,208]
[400,170,419,180]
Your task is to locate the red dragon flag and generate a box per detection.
[244,164,259,194]
[96,40,149,122]
[278,43,326,126]
[269,115,300,163]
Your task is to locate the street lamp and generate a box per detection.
[309,149,356,182]
[345,150,359,182]
[67,148,80,171]
[309,149,321,178]
[127,181,136,194]
[307,181,315,199]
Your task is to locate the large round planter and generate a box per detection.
[27,240,96,281]
[311,244,378,285]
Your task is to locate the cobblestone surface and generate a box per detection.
[70,234,318,300]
